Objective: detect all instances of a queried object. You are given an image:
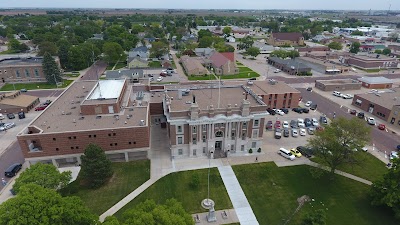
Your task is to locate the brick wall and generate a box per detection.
[262,92,301,109]
[0,65,46,83]
[149,102,163,115]
[18,126,150,159]
[352,95,392,122]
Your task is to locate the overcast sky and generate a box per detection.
[2,0,399,10]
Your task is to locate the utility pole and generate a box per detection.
[53,74,58,87]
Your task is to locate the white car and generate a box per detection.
[282,121,289,129]
[274,109,285,116]
[311,118,319,126]
[297,118,305,128]
[291,129,299,137]
[305,101,312,107]
[0,114,4,120]
[342,94,353,99]
[274,69,281,73]
[390,151,399,160]
[157,77,163,82]
[367,117,376,125]
[299,128,306,136]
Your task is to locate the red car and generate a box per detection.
[350,109,357,115]
[160,72,168,77]
[274,121,281,129]
[35,105,47,111]
[378,124,386,130]
[266,121,273,130]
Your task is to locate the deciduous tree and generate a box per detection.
[328,41,343,50]
[246,47,260,58]
[349,42,361,54]
[223,26,232,35]
[38,41,58,56]
[198,36,213,48]
[0,184,98,225]
[307,117,371,176]
[13,163,71,193]
[150,41,169,58]
[103,42,124,64]
[382,48,391,55]
[301,209,326,225]
[80,143,113,189]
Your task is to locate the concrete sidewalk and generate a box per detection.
[192,209,239,225]
[218,166,259,225]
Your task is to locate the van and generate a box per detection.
[333,91,341,97]
[278,148,296,160]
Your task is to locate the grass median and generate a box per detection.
[0,80,73,91]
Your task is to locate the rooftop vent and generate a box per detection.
[72,119,76,123]
[96,115,102,119]
[139,120,145,126]
[79,117,85,120]
[71,106,76,109]
[66,112,72,115]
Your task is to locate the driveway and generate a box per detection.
[170,51,188,82]
[148,121,173,179]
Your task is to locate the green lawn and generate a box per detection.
[63,73,80,78]
[218,65,259,80]
[363,69,381,73]
[114,168,232,219]
[188,74,217,80]
[310,151,388,182]
[106,62,126,70]
[233,163,397,225]
[148,61,162,68]
[62,160,150,215]
[0,80,73,91]
[236,61,244,66]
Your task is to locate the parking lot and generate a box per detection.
[143,68,181,84]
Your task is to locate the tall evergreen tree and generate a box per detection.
[80,144,113,188]
[42,52,61,85]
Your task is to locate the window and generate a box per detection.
[242,122,247,129]
[108,133,111,136]
[242,132,247,140]
[133,141,136,144]
[73,136,76,139]
[231,145,235,151]
[115,143,118,146]
[34,69,40,77]
[241,145,245,151]
[232,122,236,130]
[68,137,72,139]
[113,133,116,136]
[110,143,113,146]
[93,134,96,138]
[202,124,207,131]
[71,147,74,149]
[129,142,132,145]
[284,93,287,99]
[289,93,293,99]
[192,126,196,133]
[192,137,197,145]
[203,147,206,153]
[56,148,59,151]
[16,70,21,78]
[253,119,259,128]
[25,69,30,77]
[89,135,92,138]
[215,131,223,137]
[231,131,236,140]
[178,149,183,155]
[202,135,206,143]
[76,146,79,149]
[377,112,386,118]
[193,149,197,156]
[177,136,183,145]
[177,125,183,133]
[252,129,259,138]
[53,138,56,141]
[252,142,257,148]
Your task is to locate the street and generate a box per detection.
[0,142,24,191]
[270,73,400,84]
[80,60,107,81]
[298,88,399,152]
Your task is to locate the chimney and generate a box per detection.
[241,99,250,117]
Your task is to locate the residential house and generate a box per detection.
[161,59,172,68]
[208,52,239,75]
[268,33,305,47]
[226,36,236,43]
[106,69,144,83]
[180,55,208,76]
[128,46,149,69]
[89,34,104,41]
[128,58,149,69]
[195,48,215,57]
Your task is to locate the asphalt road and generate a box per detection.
[81,61,107,81]
[270,73,400,84]
[0,142,24,191]
[298,88,399,152]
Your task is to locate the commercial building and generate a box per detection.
[352,88,400,123]
[297,46,330,53]
[296,57,351,74]
[0,91,39,113]
[357,77,394,89]
[0,57,51,84]
[315,79,362,91]
[268,57,311,75]
[162,83,268,158]
[267,33,305,47]
[346,54,399,70]
[180,55,209,76]
[17,79,150,167]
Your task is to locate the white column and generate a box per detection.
[76,156,82,165]
[51,159,58,168]
[124,152,129,162]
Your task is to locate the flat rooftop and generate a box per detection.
[0,57,43,66]
[167,86,263,112]
[87,80,125,100]
[317,79,360,85]
[358,77,393,84]
[299,57,351,69]
[351,54,397,61]
[355,88,400,109]
[251,80,301,95]
[27,80,148,134]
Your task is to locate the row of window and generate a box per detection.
[54,133,117,141]
[268,93,293,100]
[377,112,386,118]
[177,129,259,146]
[176,142,257,156]
[14,69,41,78]
[181,121,256,135]
[54,141,138,151]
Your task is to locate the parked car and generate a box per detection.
[290,148,302,157]
[4,163,22,177]
[4,123,16,130]
[299,128,306,136]
[378,124,386,130]
[282,121,289,129]
[278,148,295,160]
[342,94,353,99]
[311,118,319,127]
[7,113,15,119]
[283,129,290,137]
[296,146,313,158]
[248,77,257,81]
[306,87,312,91]
[157,77,163,82]
[292,129,299,137]
[307,127,315,135]
[292,108,303,114]
[297,118,305,128]
[357,112,365,119]
[20,89,27,92]
[274,121,281,129]
[275,128,282,139]
[35,105,47,111]
[43,100,52,106]
[350,109,357,115]
[166,68,175,73]
[266,121,273,130]
[397,145,400,151]
[305,101,312,107]
[390,151,399,160]
[304,118,312,127]
[267,108,276,115]
[333,91,341,97]
[290,120,298,128]
[274,109,285,116]
[320,116,328,125]
[274,69,281,73]
[280,108,289,114]
[18,111,25,119]
[300,108,309,113]
[367,117,376,125]
[160,72,168,77]
[310,104,317,110]
[0,113,4,120]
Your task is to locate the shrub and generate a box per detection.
[257,148,261,153]
[249,148,253,154]
[189,173,200,189]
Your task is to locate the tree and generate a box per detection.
[198,36,213,48]
[102,216,120,225]
[287,50,300,59]
[122,199,193,225]
[123,20,132,30]
[13,163,71,194]
[80,143,113,188]
[370,158,400,220]
[270,50,289,58]
[42,52,62,85]
[38,41,58,56]
[150,41,169,58]
[328,41,343,50]
[351,30,364,36]
[7,38,29,53]
[374,49,382,54]
[238,35,254,50]
[223,26,232,35]
[246,47,260,58]
[382,48,391,55]
[349,42,361,54]
[103,42,124,64]
[302,209,326,225]
[0,184,99,225]
[57,39,71,70]
[197,29,212,40]
[307,117,371,176]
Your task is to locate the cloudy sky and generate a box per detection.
[2,0,399,10]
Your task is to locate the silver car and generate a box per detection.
[291,129,299,137]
